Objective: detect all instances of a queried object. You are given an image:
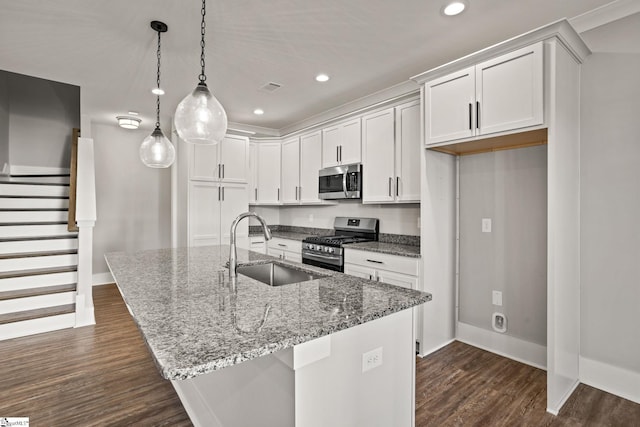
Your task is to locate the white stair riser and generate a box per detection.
[3,176,70,184]
[0,198,69,209]
[9,165,71,175]
[0,210,68,223]
[0,271,77,292]
[0,183,69,197]
[0,254,78,273]
[0,238,78,255]
[0,291,75,314]
[1,224,76,238]
[0,313,75,341]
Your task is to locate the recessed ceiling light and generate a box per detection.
[151,87,165,95]
[128,111,139,116]
[443,1,467,16]
[116,116,141,129]
[315,74,330,82]
[253,108,264,115]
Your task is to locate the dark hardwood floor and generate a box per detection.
[1,284,638,426]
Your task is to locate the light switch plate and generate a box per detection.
[492,290,502,306]
[482,218,492,233]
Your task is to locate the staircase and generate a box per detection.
[0,173,80,340]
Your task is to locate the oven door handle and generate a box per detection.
[302,251,341,262]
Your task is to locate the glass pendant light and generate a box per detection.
[174,0,228,145]
[140,21,175,168]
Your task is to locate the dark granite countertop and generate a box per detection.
[105,245,431,381]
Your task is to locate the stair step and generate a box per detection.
[0,238,78,256]
[8,165,70,176]
[0,183,69,197]
[0,224,77,239]
[0,284,77,301]
[0,291,75,315]
[0,210,68,223]
[0,265,77,280]
[0,312,75,340]
[0,270,78,293]
[0,249,78,260]
[0,197,69,209]
[0,176,70,184]
[0,303,75,325]
[0,253,78,273]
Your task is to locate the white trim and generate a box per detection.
[9,165,70,175]
[1,163,9,176]
[0,313,75,341]
[92,271,114,285]
[580,356,640,405]
[456,322,547,370]
[417,338,456,358]
[546,379,580,415]
[0,291,75,314]
[570,0,640,33]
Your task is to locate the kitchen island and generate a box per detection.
[105,245,431,427]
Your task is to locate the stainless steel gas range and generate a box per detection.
[302,217,379,272]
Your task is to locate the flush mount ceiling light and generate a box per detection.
[442,0,467,16]
[315,73,330,82]
[253,108,264,115]
[174,0,228,145]
[151,87,165,95]
[139,21,175,168]
[117,116,141,129]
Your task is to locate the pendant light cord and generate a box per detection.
[199,0,207,84]
[156,30,162,129]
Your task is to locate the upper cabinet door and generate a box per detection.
[248,143,258,203]
[395,100,421,202]
[425,66,475,145]
[362,108,395,203]
[190,143,220,180]
[476,42,543,136]
[281,137,300,203]
[322,125,341,168]
[299,131,322,203]
[339,118,362,165]
[219,135,249,183]
[256,142,281,204]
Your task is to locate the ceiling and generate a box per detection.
[0,0,615,135]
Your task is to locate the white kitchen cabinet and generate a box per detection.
[425,42,543,145]
[267,237,302,263]
[256,142,281,204]
[344,249,419,290]
[248,142,258,203]
[190,134,249,183]
[321,118,361,167]
[281,136,300,204]
[298,131,323,204]
[188,181,248,247]
[362,100,420,203]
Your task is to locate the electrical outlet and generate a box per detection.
[308,214,314,222]
[362,347,383,373]
[492,290,502,306]
[482,218,492,233]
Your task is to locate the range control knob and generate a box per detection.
[308,244,315,250]
[327,247,335,254]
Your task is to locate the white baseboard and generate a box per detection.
[580,356,640,405]
[456,322,547,370]
[9,165,70,175]
[92,272,114,285]
[1,163,9,176]
[547,379,580,415]
[417,338,456,358]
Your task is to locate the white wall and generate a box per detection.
[458,145,547,346]
[579,13,640,376]
[0,73,8,170]
[263,203,421,235]
[92,123,172,274]
[6,71,79,168]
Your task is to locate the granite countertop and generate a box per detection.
[105,245,431,381]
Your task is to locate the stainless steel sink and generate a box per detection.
[236,262,327,286]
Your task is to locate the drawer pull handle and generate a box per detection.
[366,259,383,264]
[278,243,287,247]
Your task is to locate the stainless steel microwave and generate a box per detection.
[318,163,362,200]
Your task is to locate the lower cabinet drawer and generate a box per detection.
[344,249,419,277]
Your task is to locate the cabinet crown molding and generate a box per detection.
[411,19,590,85]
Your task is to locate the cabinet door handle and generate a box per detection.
[277,188,280,201]
[468,103,472,130]
[255,188,258,200]
[388,177,392,197]
[339,145,342,162]
[221,186,225,201]
[366,259,383,264]
[396,177,399,197]
[369,274,373,280]
[278,243,287,247]
[336,146,339,162]
[217,164,221,178]
[298,186,301,200]
[218,186,221,201]
[476,101,480,129]
[222,164,225,179]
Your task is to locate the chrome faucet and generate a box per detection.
[229,211,272,278]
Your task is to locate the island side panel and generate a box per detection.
[294,309,414,427]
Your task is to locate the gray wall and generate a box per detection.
[579,13,640,373]
[4,71,79,168]
[459,145,547,346]
[92,123,172,274]
[0,73,8,170]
